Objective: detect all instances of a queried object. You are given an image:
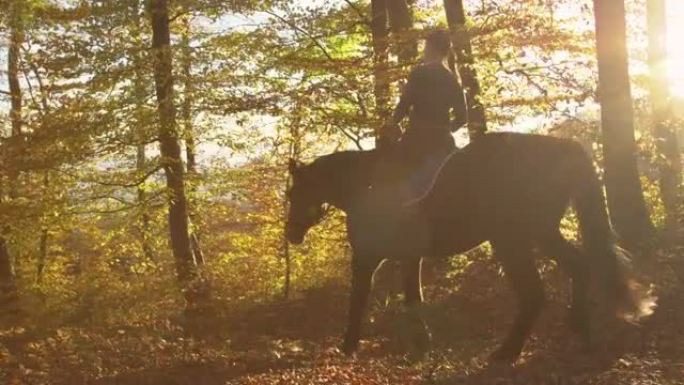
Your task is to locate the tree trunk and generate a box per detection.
[387,0,417,65]
[8,6,23,140]
[136,143,155,260]
[374,0,418,302]
[132,0,154,261]
[281,175,292,300]
[1,0,24,306]
[181,17,198,174]
[647,0,682,235]
[371,0,390,144]
[180,16,204,266]
[444,0,487,139]
[593,0,654,244]
[36,172,49,283]
[37,228,48,283]
[281,93,304,300]
[148,0,197,284]
[0,237,16,306]
[7,0,24,199]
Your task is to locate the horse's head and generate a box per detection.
[285,159,326,245]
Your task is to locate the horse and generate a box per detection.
[285,132,653,361]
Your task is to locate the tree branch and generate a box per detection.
[264,10,334,61]
[343,0,371,26]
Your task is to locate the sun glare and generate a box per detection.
[667,1,684,97]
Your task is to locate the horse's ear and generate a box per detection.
[288,158,299,175]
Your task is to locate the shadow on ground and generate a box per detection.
[2,246,683,384]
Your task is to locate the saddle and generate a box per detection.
[402,149,456,205]
[370,143,456,207]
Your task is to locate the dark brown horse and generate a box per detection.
[285,132,653,361]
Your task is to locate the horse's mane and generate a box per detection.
[307,149,377,178]
[305,147,460,208]
[299,149,378,209]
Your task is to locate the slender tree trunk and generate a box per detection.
[8,9,23,140]
[180,16,205,266]
[181,17,198,174]
[36,172,49,283]
[387,0,417,65]
[0,237,16,306]
[22,12,53,284]
[7,1,23,199]
[148,0,197,284]
[647,0,682,235]
[282,174,292,300]
[444,0,487,139]
[37,228,48,283]
[371,0,390,144]
[375,0,418,303]
[136,143,155,260]
[132,0,154,261]
[281,92,304,299]
[1,0,24,306]
[593,0,654,244]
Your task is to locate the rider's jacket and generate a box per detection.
[393,62,467,159]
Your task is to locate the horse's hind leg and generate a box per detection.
[490,239,545,361]
[539,232,591,345]
[400,257,431,357]
[342,255,382,355]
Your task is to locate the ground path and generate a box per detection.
[1,245,683,384]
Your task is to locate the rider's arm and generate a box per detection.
[389,85,413,126]
[381,71,417,143]
[450,77,468,132]
[388,71,417,126]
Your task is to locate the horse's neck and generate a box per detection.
[313,150,374,211]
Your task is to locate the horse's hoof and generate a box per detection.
[396,311,432,360]
[566,310,594,348]
[340,341,359,356]
[567,312,582,333]
[406,332,432,362]
[566,309,589,333]
[488,346,521,363]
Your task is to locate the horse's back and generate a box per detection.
[464,132,583,161]
[426,132,587,241]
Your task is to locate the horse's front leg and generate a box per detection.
[402,257,424,305]
[342,255,381,355]
[400,257,432,358]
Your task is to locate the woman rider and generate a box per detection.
[383,29,468,188]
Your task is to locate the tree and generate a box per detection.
[444,0,486,139]
[372,0,418,145]
[0,234,14,305]
[371,0,390,144]
[0,0,24,307]
[647,0,682,235]
[131,0,155,261]
[180,16,197,175]
[180,15,204,265]
[147,0,199,285]
[593,0,653,244]
[387,0,417,65]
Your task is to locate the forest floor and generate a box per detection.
[1,243,683,385]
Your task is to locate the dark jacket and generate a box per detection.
[392,62,467,159]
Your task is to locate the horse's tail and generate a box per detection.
[569,143,655,322]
